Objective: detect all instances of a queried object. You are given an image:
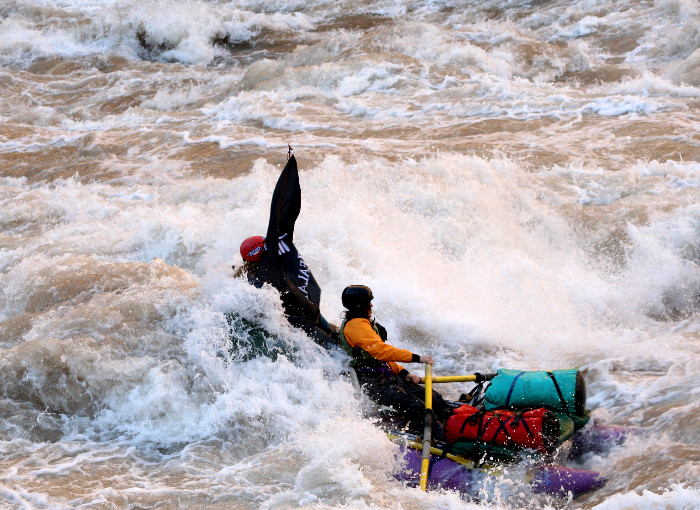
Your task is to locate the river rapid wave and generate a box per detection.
[0,0,698,508]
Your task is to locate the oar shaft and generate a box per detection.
[418,373,496,384]
[424,366,433,409]
[387,433,476,468]
[420,375,477,383]
[419,364,433,491]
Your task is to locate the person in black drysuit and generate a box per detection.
[236,149,338,349]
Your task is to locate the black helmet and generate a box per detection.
[342,285,373,310]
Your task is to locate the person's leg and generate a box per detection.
[360,375,431,434]
[394,379,451,441]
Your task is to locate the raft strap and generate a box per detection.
[547,371,572,418]
[510,411,535,438]
[503,371,526,409]
[487,413,515,449]
[459,409,537,450]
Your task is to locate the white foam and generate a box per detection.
[592,483,700,509]
[0,0,317,66]
[549,15,604,40]
[598,72,700,98]
[206,90,334,131]
[1,0,699,506]
[0,149,696,507]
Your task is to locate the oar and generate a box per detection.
[418,373,496,384]
[419,363,433,491]
[386,433,477,468]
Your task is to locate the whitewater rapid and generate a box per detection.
[1,0,699,508]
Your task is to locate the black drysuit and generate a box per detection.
[250,155,336,348]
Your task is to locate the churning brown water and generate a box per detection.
[0,0,698,508]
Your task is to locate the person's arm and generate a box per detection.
[346,320,436,381]
[344,318,435,377]
[263,155,301,258]
[344,319,417,363]
[253,155,323,325]
[397,356,433,383]
[233,261,258,279]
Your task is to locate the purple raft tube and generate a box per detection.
[569,423,640,458]
[396,447,605,499]
[530,464,607,497]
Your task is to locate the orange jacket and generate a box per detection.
[343,318,415,375]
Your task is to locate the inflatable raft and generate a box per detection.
[375,368,630,499]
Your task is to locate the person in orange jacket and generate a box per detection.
[339,285,450,438]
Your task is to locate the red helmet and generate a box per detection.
[240,236,265,262]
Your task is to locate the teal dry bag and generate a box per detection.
[484,369,586,418]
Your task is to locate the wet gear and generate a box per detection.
[474,368,591,450]
[446,405,561,454]
[342,285,374,311]
[240,236,266,262]
[484,369,587,421]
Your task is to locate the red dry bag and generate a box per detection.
[445,405,560,454]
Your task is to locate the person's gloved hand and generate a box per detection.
[405,373,421,385]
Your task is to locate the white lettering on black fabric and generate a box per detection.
[298,257,310,297]
[278,233,290,255]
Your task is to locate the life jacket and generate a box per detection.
[445,405,561,454]
[339,318,390,373]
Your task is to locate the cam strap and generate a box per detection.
[487,412,516,449]
[468,381,484,399]
[504,371,526,409]
[547,371,572,418]
[510,410,535,437]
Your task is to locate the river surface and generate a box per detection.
[0,0,699,508]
